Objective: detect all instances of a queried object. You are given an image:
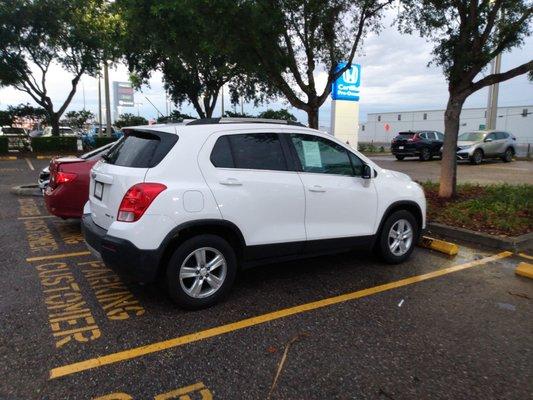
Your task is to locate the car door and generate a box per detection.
[199,130,306,254]
[483,132,498,156]
[287,132,378,243]
[494,132,508,154]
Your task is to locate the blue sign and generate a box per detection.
[331,62,361,101]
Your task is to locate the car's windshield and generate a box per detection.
[458,131,485,141]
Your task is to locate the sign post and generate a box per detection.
[112,81,135,124]
[330,62,361,147]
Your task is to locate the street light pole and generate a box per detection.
[220,84,224,117]
[103,61,112,136]
[98,75,102,136]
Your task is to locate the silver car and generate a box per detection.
[456,130,516,165]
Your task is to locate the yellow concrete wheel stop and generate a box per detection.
[419,236,459,256]
[515,262,533,279]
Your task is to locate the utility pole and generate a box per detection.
[220,85,224,117]
[98,75,102,136]
[103,61,112,137]
[485,3,502,131]
[485,53,502,130]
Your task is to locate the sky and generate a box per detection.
[1,9,532,127]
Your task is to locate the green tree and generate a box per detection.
[258,108,297,122]
[398,0,532,198]
[0,103,48,127]
[0,110,13,126]
[9,103,48,127]
[115,113,148,128]
[157,110,196,123]
[233,0,393,128]
[63,110,95,129]
[119,0,254,119]
[223,111,253,118]
[0,0,120,135]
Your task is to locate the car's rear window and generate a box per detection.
[104,130,178,168]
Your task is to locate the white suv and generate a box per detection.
[82,118,426,309]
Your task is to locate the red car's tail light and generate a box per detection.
[55,171,78,185]
[117,183,167,222]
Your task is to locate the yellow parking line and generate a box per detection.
[0,156,17,160]
[49,251,512,379]
[518,253,533,261]
[17,215,55,220]
[26,251,91,262]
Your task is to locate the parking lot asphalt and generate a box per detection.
[1,158,532,399]
[368,156,533,185]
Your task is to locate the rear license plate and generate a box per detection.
[399,146,404,149]
[94,181,104,200]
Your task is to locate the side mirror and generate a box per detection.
[484,137,493,142]
[362,164,373,179]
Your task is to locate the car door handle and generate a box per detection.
[219,178,242,186]
[308,185,326,192]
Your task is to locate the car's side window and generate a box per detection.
[486,133,497,141]
[495,131,507,140]
[419,132,428,140]
[436,132,444,140]
[290,134,354,176]
[210,135,234,168]
[210,133,287,171]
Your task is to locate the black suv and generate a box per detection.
[391,130,444,161]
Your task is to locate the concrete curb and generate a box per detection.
[10,184,43,197]
[427,222,533,252]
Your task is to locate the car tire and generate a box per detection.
[470,149,483,165]
[502,147,513,163]
[419,147,432,161]
[377,210,418,264]
[395,155,405,161]
[166,234,237,310]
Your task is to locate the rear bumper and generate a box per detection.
[391,146,419,156]
[81,214,161,282]
[44,185,84,219]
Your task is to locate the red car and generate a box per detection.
[44,142,116,219]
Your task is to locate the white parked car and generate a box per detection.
[82,118,426,309]
[42,126,76,136]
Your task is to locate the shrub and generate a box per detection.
[31,136,78,153]
[93,136,117,148]
[0,137,8,154]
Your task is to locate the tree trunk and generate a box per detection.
[439,95,466,198]
[307,107,319,129]
[50,112,60,136]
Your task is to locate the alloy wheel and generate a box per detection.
[388,219,413,256]
[179,247,227,299]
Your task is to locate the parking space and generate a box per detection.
[368,156,533,185]
[1,159,532,399]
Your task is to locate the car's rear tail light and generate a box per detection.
[55,171,77,185]
[117,183,167,222]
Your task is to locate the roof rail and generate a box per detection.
[186,117,305,127]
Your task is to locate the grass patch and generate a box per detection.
[420,182,532,237]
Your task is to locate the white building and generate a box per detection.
[359,105,533,145]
